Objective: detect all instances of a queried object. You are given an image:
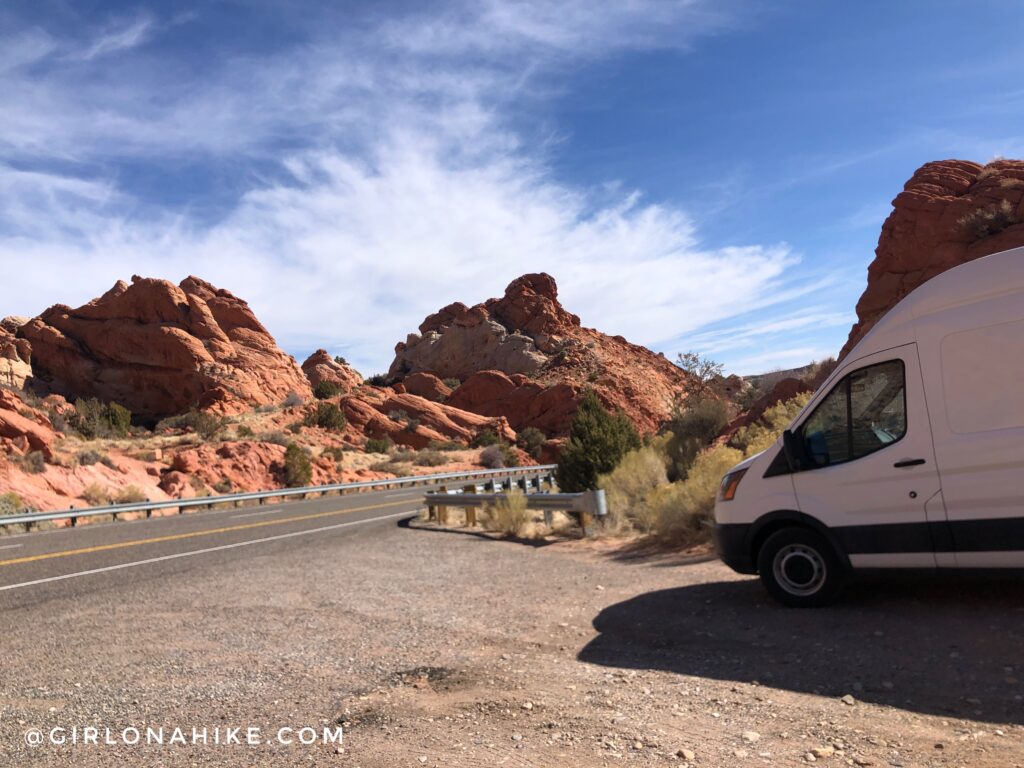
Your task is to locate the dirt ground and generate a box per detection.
[1,513,1022,767]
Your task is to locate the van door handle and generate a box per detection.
[893,458,926,468]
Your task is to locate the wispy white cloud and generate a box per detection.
[73,15,155,61]
[0,0,810,376]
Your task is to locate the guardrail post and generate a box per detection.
[437,485,448,525]
[462,485,477,526]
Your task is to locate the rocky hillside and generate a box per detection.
[388,273,690,436]
[842,158,1024,357]
[18,276,313,419]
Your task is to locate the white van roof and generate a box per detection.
[846,245,1024,361]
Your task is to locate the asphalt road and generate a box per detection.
[0,483,435,608]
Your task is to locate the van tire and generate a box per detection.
[757,527,844,607]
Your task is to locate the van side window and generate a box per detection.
[801,360,906,468]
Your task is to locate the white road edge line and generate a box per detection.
[0,544,23,551]
[230,507,282,519]
[0,510,416,593]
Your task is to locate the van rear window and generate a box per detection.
[941,318,1024,434]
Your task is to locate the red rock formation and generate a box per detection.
[0,389,57,458]
[390,274,689,436]
[302,349,364,392]
[0,322,32,389]
[400,372,452,402]
[19,276,311,418]
[341,388,516,450]
[842,159,1024,357]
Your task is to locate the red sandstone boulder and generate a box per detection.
[842,159,1024,357]
[301,349,363,392]
[0,389,57,458]
[19,276,311,418]
[401,372,452,402]
[389,274,690,436]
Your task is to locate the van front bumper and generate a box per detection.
[713,523,756,574]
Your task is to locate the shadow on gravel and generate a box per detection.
[578,572,1024,725]
[402,518,561,548]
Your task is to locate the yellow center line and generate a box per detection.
[0,499,416,568]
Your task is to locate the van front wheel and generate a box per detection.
[757,527,844,607]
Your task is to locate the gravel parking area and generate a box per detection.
[1,515,1021,767]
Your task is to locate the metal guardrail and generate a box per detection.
[0,465,557,530]
[423,483,607,533]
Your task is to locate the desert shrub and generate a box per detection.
[21,451,47,474]
[321,446,346,461]
[366,373,388,386]
[664,398,730,482]
[428,440,463,451]
[442,377,461,390]
[157,409,226,439]
[556,390,640,492]
[314,380,343,400]
[802,357,837,387]
[958,199,1019,240]
[471,429,501,448]
[255,404,278,414]
[413,449,446,467]
[388,409,410,423]
[259,430,290,446]
[0,492,24,515]
[212,478,233,494]
[482,491,531,537]
[82,482,110,506]
[188,474,207,491]
[47,408,71,434]
[370,459,412,475]
[71,398,132,439]
[236,424,255,438]
[282,391,305,408]
[480,443,518,469]
[597,444,669,533]
[77,449,117,469]
[113,485,147,504]
[334,355,348,366]
[404,417,421,432]
[731,392,813,456]
[282,444,313,487]
[648,446,743,546]
[675,351,726,400]
[515,427,546,460]
[364,437,393,454]
[304,402,347,431]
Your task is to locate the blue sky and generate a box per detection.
[1,1,1022,376]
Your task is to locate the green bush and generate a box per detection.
[236,424,255,438]
[314,380,343,400]
[157,410,225,438]
[556,390,640,492]
[283,444,313,487]
[364,437,393,454]
[0,492,24,515]
[428,440,463,451]
[282,391,305,408]
[304,402,347,431]
[213,478,233,494]
[442,378,461,390]
[333,355,348,366]
[515,426,546,460]
[664,398,730,481]
[366,373,388,386]
[71,398,132,439]
[370,459,412,475]
[471,429,501,448]
[82,482,110,506]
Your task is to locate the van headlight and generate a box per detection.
[718,468,748,502]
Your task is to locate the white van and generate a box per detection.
[714,245,1024,606]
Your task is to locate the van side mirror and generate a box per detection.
[782,428,805,472]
